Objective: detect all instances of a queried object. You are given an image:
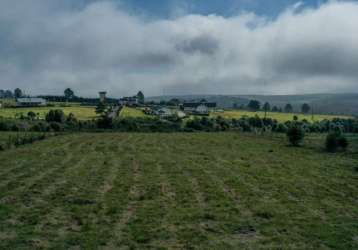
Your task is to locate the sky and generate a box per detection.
[0,0,358,97]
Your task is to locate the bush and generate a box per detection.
[46,110,65,123]
[49,122,63,132]
[286,125,305,146]
[326,133,349,152]
[325,133,339,152]
[337,136,349,150]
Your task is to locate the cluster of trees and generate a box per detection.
[0,88,24,99]
[285,123,350,152]
[245,100,312,114]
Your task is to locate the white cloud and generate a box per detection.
[0,0,357,97]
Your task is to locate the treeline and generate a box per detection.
[38,95,118,105]
[239,100,313,114]
[1,109,358,134]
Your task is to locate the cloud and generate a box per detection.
[0,0,358,97]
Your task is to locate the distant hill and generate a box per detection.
[147,93,358,116]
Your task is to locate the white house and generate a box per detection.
[16,98,47,107]
[182,101,216,115]
[153,107,173,118]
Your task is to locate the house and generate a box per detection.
[153,107,173,118]
[119,96,139,106]
[16,98,47,107]
[182,101,217,115]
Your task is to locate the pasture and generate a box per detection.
[212,110,352,122]
[0,106,97,120]
[119,106,148,118]
[0,132,357,249]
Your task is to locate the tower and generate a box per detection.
[99,91,107,103]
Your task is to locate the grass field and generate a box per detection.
[119,106,148,118]
[0,132,357,249]
[0,106,97,120]
[212,110,352,122]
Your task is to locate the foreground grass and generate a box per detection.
[0,133,357,249]
[0,106,97,120]
[212,110,352,122]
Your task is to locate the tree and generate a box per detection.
[4,90,13,98]
[64,88,75,100]
[169,98,180,106]
[45,110,65,123]
[263,102,271,118]
[14,88,23,98]
[247,100,261,111]
[27,111,37,120]
[284,103,293,113]
[326,132,349,152]
[137,91,145,104]
[301,103,311,114]
[0,90,5,98]
[95,102,108,115]
[272,106,279,112]
[286,125,305,146]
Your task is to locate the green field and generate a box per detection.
[0,106,97,120]
[117,107,351,122]
[119,106,148,118]
[212,110,352,122]
[0,132,357,249]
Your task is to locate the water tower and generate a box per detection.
[99,91,107,103]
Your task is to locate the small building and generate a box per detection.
[119,96,139,106]
[99,91,107,103]
[176,110,187,119]
[16,98,47,107]
[182,101,217,115]
[153,107,173,118]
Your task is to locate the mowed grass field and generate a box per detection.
[118,107,351,122]
[212,110,352,122]
[119,106,148,118]
[0,133,357,249]
[0,106,97,120]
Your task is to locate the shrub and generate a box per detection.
[337,136,349,150]
[325,133,339,152]
[11,124,20,132]
[286,125,305,146]
[325,133,349,152]
[275,123,288,133]
[46,110,65,123]
[49,122,63,132]
[0,120,10,131]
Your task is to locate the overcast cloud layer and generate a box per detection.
[0,0,358,97]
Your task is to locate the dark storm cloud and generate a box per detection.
[0,0,358,96]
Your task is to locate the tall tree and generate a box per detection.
[247,100,261,111]
[263,102,271,118]
[64,88,75,100]
[284,103,293,113]
[95,102,108,115]
[272,106,279,112]
[0,90,4,98]
[301,103,311,114]
[137,91,145,104]
[14,88,23,98]
[4,90,13,98]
